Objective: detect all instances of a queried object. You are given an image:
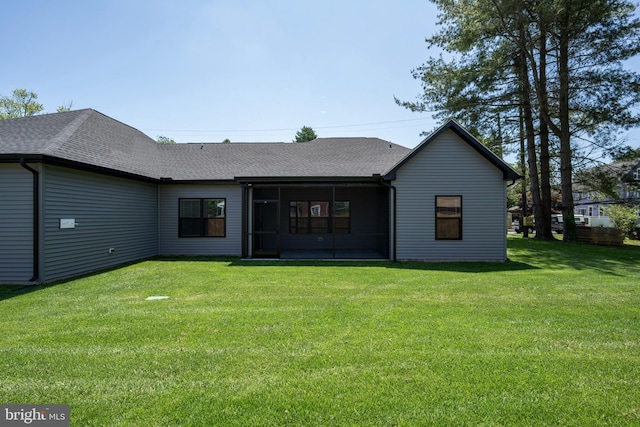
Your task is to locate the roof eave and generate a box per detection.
[159,179,239,185]
[0,154,160,183]
[235,175,383,184]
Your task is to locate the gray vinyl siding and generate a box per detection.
[0,164,35,282]
[42,165,158,282]
[394,129,508,261]
[158,184,241,256]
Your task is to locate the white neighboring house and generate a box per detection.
[573,159,640,226]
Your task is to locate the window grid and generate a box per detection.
[179,198,226,237]
[289,201,350,234]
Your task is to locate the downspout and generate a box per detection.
[380,179,397,262]
[20,159,40,282]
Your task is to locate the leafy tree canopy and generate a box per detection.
[156,135,176,144]
[293,126,317,143]
[605,204,639,238]
[0,88,44,119]
[56,101,74,113]
[1,88,76,119]
[610,145,640,162]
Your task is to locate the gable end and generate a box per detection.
[384,120,521,181]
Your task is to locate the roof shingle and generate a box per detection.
[0,109,411,181]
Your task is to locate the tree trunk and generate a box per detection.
[558,2,577,242]
[519,16,543,238]
[537,19,554,240]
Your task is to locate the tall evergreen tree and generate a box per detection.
[398,0,640,241]
[293,126,318,143]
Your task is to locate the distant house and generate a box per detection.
[573,159,640,221]
[0,109,520,284]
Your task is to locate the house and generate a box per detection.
[0,109,520,284]
[573,159,640,224]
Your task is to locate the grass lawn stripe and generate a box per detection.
[1,236,639,425]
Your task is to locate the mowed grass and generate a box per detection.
[1,236,639,426]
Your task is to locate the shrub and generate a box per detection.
[604,204,638,238]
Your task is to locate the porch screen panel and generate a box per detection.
[310,201,329,233]
[289,200,349,234]
[290,201,309,234]
[333,201,350,233]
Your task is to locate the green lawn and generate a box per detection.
[1,236,639,426]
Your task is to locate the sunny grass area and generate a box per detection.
[1,237,639,426]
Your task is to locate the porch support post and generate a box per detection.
[247,185,253,258]
[381,180,397,262]
[277,186,281,257]
[332,186,336,259]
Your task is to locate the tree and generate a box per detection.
[527,0,640,241]
[605,204,638,238]
[293,126,317,143]
[222,138,231,144]
[610,146,640,162]
[398,0,640,242]
[0,88,44,119]
[156,135,176,144]
[396,0,551,238]
[56,101,74,112]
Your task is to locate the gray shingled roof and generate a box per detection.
[0,109,411,181]
[158,138,410,180]
[0,109,165,178]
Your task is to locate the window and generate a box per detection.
[179,198,225,237]
[309,201,329,233]
[333,201,351,234]
[289,200,350,234]
[633,168,639,180]
[436,196,462,240]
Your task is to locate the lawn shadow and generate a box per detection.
[225,258,537,273]
[508,236,640,276]
[8,237,635,302]
[0,283,55,302]
[0,259,154,302]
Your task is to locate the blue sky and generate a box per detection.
[1,1,639,153]
[1,0,442,148]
